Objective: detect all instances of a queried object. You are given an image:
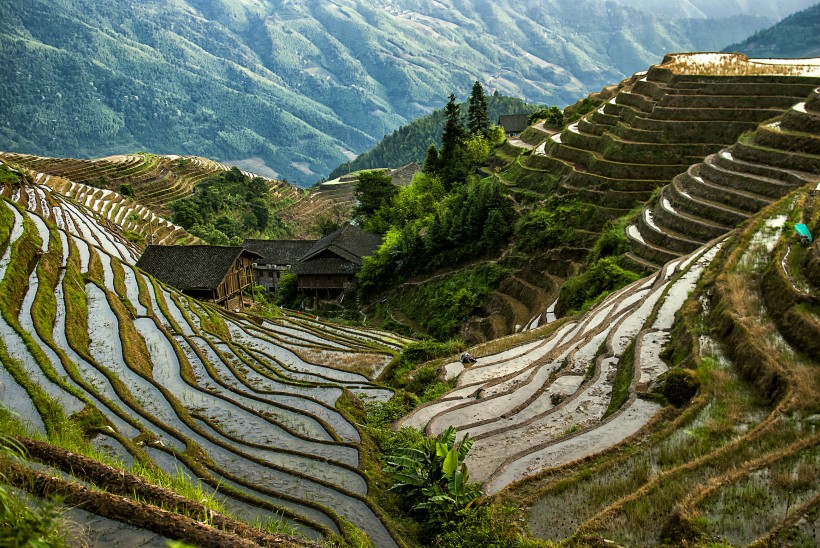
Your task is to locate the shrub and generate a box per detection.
[656,368,700,407]
[558,257,641,314]
[118,183,134,197]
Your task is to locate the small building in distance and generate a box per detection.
[136,245,260,310]
[243,239,313,292]
[244,224,382,301]
[498,114,529,137]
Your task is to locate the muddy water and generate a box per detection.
[84,284,183,447]
[226,324,371,384]
[65,508,171,547]
[196,438,396,548]
[71,236,90,272]
[183,335,343,406]
[134,318,337,444]
[25,211,49,253]
[209,471,338,537]
[52,275,141,439]
[427,361,562,436]
[485,398,662,495]
[10,269,84,415]
[142,447,323,540]
[255,323,351,350]
[97,251,115,291]
[91,434,134,469]
[0,350,45,434]
[0,201,24,280]
[121,265,147,316]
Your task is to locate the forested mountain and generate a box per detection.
[610,0,816,20]
[0,0,777,185]
[327,94,537,179]
[724,3,820,58]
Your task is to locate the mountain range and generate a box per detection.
[0,0,807,185]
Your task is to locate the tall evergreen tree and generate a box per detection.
[439,93,469,189]
[467,81,490,135]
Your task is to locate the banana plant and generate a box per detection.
[384,426,482,523]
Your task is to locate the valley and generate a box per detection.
[0,3,819,542]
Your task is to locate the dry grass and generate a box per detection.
[295,347,391,378]
[662,53,820,77]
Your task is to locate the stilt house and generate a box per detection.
[136,245,260,310]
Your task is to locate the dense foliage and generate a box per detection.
[328,95,539,179]
[171,167,290,245]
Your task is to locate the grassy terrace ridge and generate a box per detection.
[0,167,417,546]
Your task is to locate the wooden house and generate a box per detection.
[292,225,382,296]
[136,245,260,310]
[243,239,313,292]
[498,114,529,136]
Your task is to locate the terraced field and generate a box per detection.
[0,167,410,546]
[402,180,819,543]
[402,237,723,493]
[475,53,820,342]
[0,152,306,220]
[627,86,820,270]
[512,186,820,546]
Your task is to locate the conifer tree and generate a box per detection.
[467,81,490,135]
[439,93,469,189]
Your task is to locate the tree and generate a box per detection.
[467,81,490,136]
[353,170,397,222]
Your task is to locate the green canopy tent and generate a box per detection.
[795,223,813,243]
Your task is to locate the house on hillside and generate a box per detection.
[292,225,383,297]
[498,114,529,137]
[244,224,382,301]
[136,245,260,310]
[243,239,313,292]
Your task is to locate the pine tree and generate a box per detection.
[467,81,490,136]
[438,93,471,189]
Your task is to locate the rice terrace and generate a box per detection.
[0,17,819,548]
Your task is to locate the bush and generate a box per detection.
[655,368,700,407]
[276,272,299,308]
[558,257,641,314]
[118,183,134,197]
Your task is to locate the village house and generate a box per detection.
[244,224,382,300]
[498,114,529,137]
[243,239,313,292]
[136,245,260,310]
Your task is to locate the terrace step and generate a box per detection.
[625,223,681,266]
[667,176,750,227]
[681,165,772,213]
[635,207,703,255]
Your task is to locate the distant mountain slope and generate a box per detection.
[610,0,817,20]
[327,95,538,179]
[0,0,774,185]
[724,3,820,58]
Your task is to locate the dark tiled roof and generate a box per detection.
[243,239,314,266]
[136,245,260,291]
[498,114,529,133]
[290,257,361,275]
[300,224,382,265]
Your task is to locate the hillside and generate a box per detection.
[724,3,820,58]
[366,53,820,344]
[0,0,777,184]
[327,95,539,179]
[407,181,820,545]
[610,0,817,20]
[0,160,413,546]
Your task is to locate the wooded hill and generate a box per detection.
[0,0,785,184]
[724,2,820,57]
[357,53,820,346]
